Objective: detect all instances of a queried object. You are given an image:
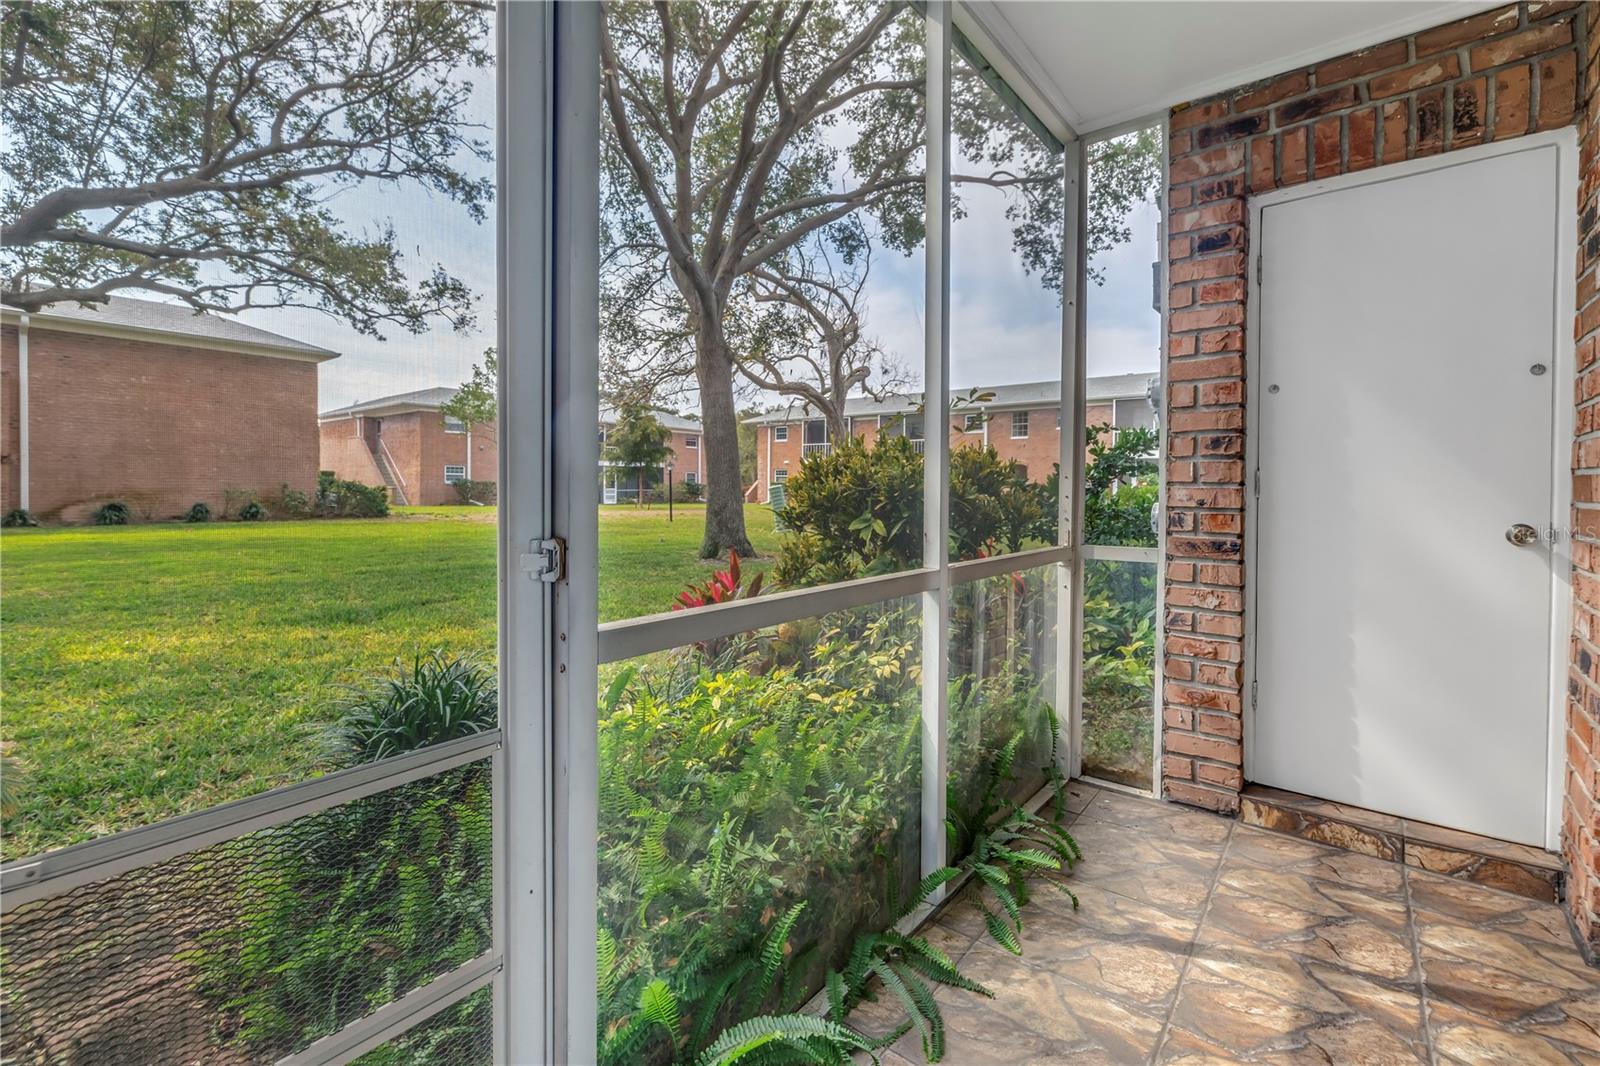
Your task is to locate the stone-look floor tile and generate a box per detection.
[1240,797,1403,861]
[1242,785,1406,834]
[1062,779,1101,815]
[1427,1000,1588,1065]
[900,942,1166,1065]
[1414,911,1600,993]
[1230,825,1408,895]
[1401,818,1563,869]
[1012,881,1201,952]
[1200,885,1418,983]
[1083,790,1235,846]
[1214,858,1412,931]
[1403,840,1562,902]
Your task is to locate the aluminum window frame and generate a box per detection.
[547,3,1085,1059]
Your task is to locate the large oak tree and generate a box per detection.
[1,0,492,337]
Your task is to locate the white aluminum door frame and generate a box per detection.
[1242,128,1578,851]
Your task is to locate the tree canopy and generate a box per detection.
[1,0,493,338]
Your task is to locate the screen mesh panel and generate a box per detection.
[351,986,493,1066]
[1,761,491,1066]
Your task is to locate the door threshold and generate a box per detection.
[1239,784,1563,904]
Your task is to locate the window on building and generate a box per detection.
[905,415,924,441]
[963,413,983,432]
[444,415,467,434]
[773,425,788,442]
[444,465,466,483]
[773,469,788,482]
[684,435,698,449]
[803,419,829,445]
[1113,396,1156,432]
[684,471,697,485]
[1011,411,1029,438]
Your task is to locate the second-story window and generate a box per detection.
[684,435,698,449]
[444,416,467,434]
[1011,411,1030,438]
[963,413,983,432]
[773,425,789,442]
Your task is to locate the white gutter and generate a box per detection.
[466,428,473,480]
[17,313,28,511]
[765,426,772,503]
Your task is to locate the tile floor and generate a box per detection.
[850,781,1600,1064]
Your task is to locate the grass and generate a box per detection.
[0,504,782,858]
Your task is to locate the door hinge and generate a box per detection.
[1256,252,1263,286]
[1251,680,1258,710]
[520,537,566,583]
[1253,468,1261,497]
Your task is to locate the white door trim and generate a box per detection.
[1242,127,1578,852]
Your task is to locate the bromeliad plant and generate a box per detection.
[674,550,765,609]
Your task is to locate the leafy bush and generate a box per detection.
[676,479,704,502]
[1,508,37,528]
[237,500,266,521]
[322,652,498,764]
[772,436,1055,587]
[274,484,312,517]
[183,502,211,523]
[195,651,497,1056]
[92,501,130,525]
[451,477,497,505]
[315,472,390,517]
[1081,560,1157,783]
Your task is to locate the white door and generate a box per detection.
[1252,142,1565,847]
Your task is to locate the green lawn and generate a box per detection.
[0,504,780,858]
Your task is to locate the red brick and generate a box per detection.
[1469,19,1573,71]
[1167,355,1242,383]
[1348,108,1377,170]
[1170,143,1246,184]
[1171,99,1229,131]
[1165,731,1242,762]
[1369,55,1461,99]
[1280,125,1309,185]
[1199,329,1244,354]
[1170,199,1245,234]
[1313,115,1342,179]
[1248,136,1275,193]
[1162,754,1195,781]
[1195,762,1243,790]
[1382,100,1410,163]
[1274,85,1359,126]
[1416,88,1447,155]
[1539,50,1579,129]
[1171,304,1244,333]
[1171,253,1245,283]
[1164,780,1240,813]
[1495,63,1533,138]
[1235,70,1311,112]
[1414,4,1520,56]
[1316,40,1409,85]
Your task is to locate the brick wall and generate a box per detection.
[1567,0,1600,957]
[3,326,320,521]
[1164,1,1582,814]
[319,418,386,488]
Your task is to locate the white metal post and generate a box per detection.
[1060,140,1089,780]
[496,2,555,1061]
[921,0,952,883]
[551,3,602,1062]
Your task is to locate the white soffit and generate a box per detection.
[967,1,1505,138]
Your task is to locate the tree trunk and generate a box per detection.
[696,323,756,560]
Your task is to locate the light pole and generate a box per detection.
[666,462,675,522]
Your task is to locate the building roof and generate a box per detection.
[321,391,704,431]
[2,295,339,361]
[742,373,1157,425]
[320,386,462,420]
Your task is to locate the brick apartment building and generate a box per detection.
[744,373,1156,504]
[319,394,702,506]
[319,387,501,507]
[597,405,703,503]
[0,296,336,522]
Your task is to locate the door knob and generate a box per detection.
[1506,523,1539,546]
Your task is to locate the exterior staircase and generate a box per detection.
[371,440,409,505]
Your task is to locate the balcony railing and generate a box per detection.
[801,442,832,458]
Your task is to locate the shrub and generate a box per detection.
[1,508,37,528]
[676,479,703,502]
[237,500,266,521]
[92,501,131,525]
[195,651,497,1055]
[273,484,312,518]
[321,651,498,764]
[450,477,497,505]
[183,502,211,523]
[315,474,390,517]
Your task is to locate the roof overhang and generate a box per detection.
[1,305,339,364]
[319,402,441,422]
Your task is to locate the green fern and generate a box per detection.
[694,1014,875,1066]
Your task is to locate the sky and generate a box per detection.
[224,25,1160,419]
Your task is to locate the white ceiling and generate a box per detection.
[963,1,1504,138]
